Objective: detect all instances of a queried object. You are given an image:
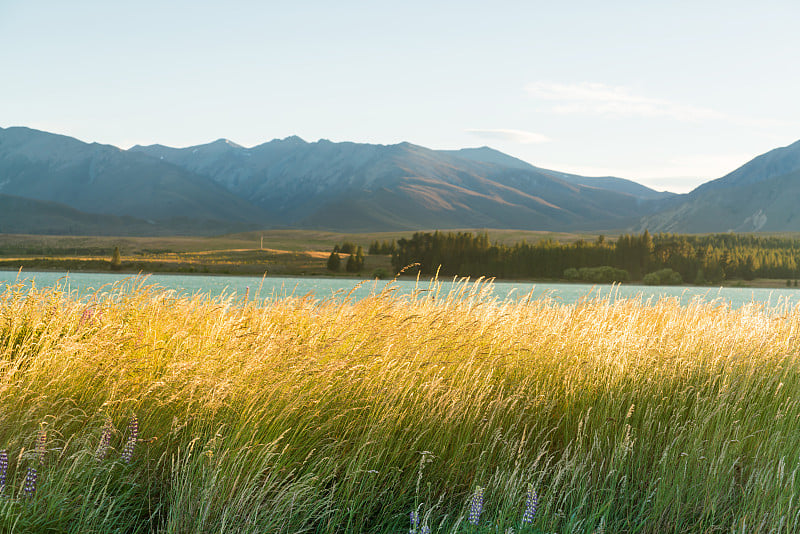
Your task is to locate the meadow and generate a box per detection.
[0,230,589,278]
[0,277,799,533]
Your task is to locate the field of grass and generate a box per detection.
[1,278,799,532]
[0,250,393,278]
[0,231,398,277]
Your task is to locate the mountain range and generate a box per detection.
[2,125,800,236]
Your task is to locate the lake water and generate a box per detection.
[1,270,799,309]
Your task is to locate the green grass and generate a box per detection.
[0,229,601,257]
[0,278,799,532]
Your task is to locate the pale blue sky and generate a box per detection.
[2,1,800,192]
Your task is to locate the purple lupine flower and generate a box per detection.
[0,450,7,492]
[420,526,430,534]
[96,421,112,461]
[80,307,94,326]
[121,415,138,463]
[522,483,537,524]
[23,467,37,498]
[36,430,46,465]
[80,305,103,326]
[410,510,419,533]
[468,486,484,526]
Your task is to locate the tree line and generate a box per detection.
[384,231,800,282]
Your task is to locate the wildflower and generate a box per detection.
[594,516,606,534]
[420,526,430,534]
[522,483,537,524]
[80,307,93,326]
[121,415,138,463]
[23,467,37,498]
[410,509,419,533]
[96,421,112,461]
[0,450,7,492]
[468,486,484,526]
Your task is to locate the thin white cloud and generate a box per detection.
[465,128,550,144]
[526,82,726,122]
[538,152,756,193]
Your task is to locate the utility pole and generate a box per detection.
[260,235,263,250]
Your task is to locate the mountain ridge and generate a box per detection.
[129,135,670,232]
[5,125,800,236]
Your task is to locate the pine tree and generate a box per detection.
[110,246,122,271]
[345,253,357,273]
[326,251,341,272]
[355,246,365,271]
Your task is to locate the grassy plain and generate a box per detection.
[0,230,593,278]
[0,231,397,276]
[0,278,799,532]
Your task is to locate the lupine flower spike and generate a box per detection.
[23,467,37,498]
[468,485,484,526]
[595,516,606,534]
[420,526,430,534]
[410,510,419,533]
[0,450,7,493]
[121,415,138,463]
[80,307,93,326]
[96,421,112,461]
[522,483,538,524]
[36,430,47,465]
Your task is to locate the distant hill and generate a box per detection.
[0,194,258,236]
[637,140,800,232]
[0,194,148,235]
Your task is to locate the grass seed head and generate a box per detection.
[36,429,46,465]
[121,415,138,463]
[96,421,113,461]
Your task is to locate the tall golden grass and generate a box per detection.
[0,277,799,533]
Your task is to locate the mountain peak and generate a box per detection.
[210,138,242,149]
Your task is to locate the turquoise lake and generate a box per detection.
[2,270,800,310]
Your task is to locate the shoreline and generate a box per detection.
[1,266,797,290]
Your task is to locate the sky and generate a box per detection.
[2,0,800,193]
